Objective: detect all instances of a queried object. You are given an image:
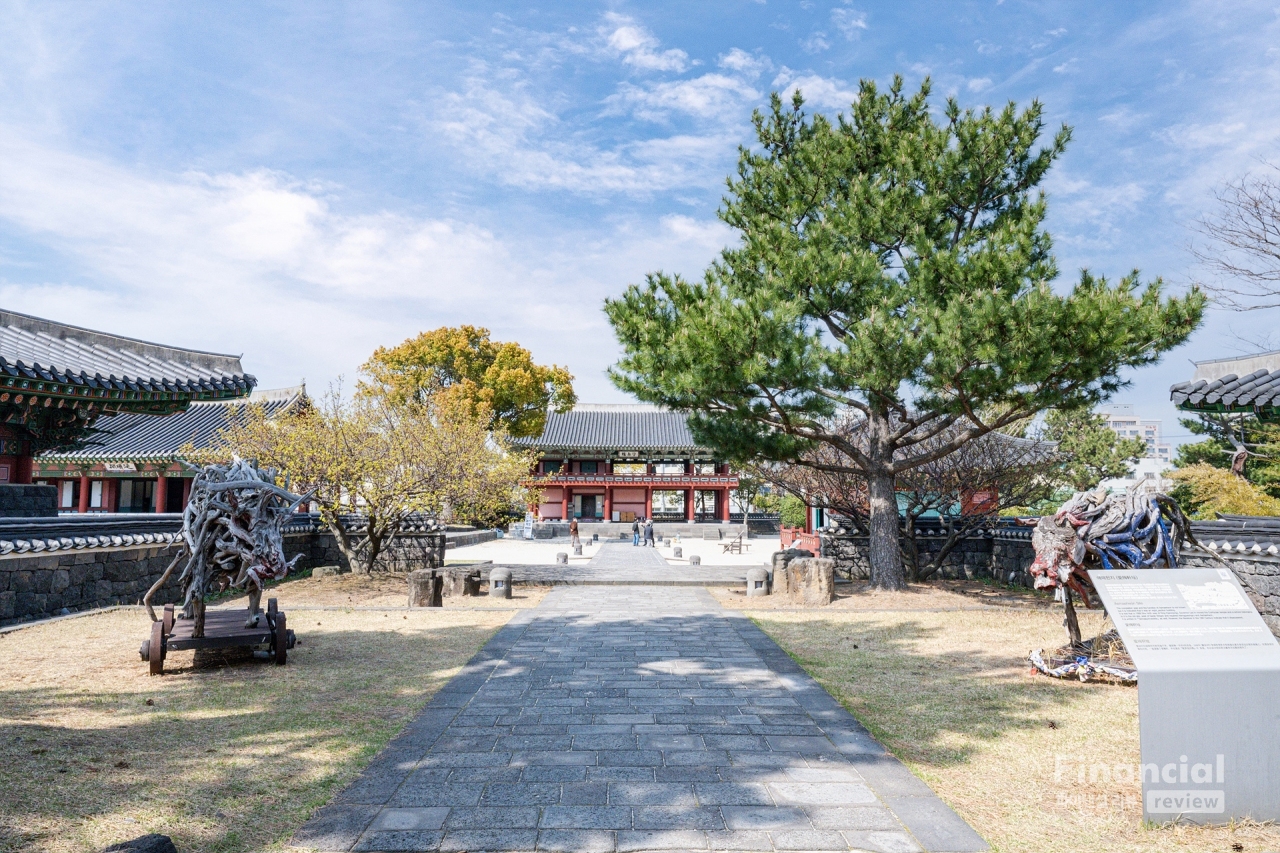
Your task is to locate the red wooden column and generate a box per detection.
[644,486,652,518]
[154,474,168,514]
[78,475,90,514]
[720,487,731,521]
[603,488,612,522]
[685,488,695,522]
[13,454,33,484]
[561,488,571,521]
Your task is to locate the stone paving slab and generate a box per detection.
[492,542,753,586]
[292,585,987,853]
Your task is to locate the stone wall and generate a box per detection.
[1,526,448,626]
[0,484,57,518]
[0,544,184,625]
[820,527,1000,582]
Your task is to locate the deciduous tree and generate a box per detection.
[191,388,534,574]
[605,78,1204,589]
[360,326,576,438]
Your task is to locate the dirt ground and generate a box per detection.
[0,606,512,853]
[216,569,552,609]
[748,606,1280,853]
[711,577,1058,611]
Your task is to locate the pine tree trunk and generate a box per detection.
[865,409,905,590]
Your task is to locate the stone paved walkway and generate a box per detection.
[491,542,749,586]
[293,586,987,853]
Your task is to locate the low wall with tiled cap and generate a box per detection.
[822,519,1280,637]
[0,514,447,626]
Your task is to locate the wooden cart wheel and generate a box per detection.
[274,612,288,665]
[149,620,165,676]
[162,603,174,636]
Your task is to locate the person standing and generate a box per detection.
[570,516,580,548]
[644,518,655,547]
[631,518,640,546]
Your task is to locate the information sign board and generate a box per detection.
[1089,568,1280,823]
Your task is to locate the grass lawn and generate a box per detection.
[0,600,514,853]
[747,601,1280,853]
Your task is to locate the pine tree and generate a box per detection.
[605,77,1205,589]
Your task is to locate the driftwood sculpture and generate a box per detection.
[144,459,311,637]
[1028,486,1215,672]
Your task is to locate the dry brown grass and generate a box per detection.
[712,578,1055,612]
[218,570,551,609]
[0,606,512,853]
[748,607,1280,853]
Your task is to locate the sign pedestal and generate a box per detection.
[1091,568,1280,823]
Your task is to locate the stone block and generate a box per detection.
[745,567,769,597]
[690,555,700,565]
[0,590,14,618]
[444,567,483,597]
[673,547,682,558]
[408,570,443,607]
[51,569,71,594]
[556,552,568,564]
[312,565,343,579]
[782,558,835,607]
[15,592,47,617]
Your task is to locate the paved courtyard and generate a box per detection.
[484,541,753,586]
[293,585,987,853]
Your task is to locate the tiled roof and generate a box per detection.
[0,308,254,396]
[513,404,708,455]
[39,386,304,462]
[1170,369,1280,416]
[1188,515,1280,556]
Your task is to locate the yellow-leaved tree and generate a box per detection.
[1168,463,1280,519]
[359,325,576,439]
[189,388,535,574]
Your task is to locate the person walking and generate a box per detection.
[644,518,655,547]
[569,517,580,548]
[631,518,640,546]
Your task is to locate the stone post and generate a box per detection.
[556,552,568,564]
[746,566,769,596]
[408,569,443,607]
[489,567,513,599]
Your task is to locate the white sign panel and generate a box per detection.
[1089,568,1280,672]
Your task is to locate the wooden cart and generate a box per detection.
[139,598,295,676]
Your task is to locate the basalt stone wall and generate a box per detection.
[0,544,184,626]
[820,528,999,582]
[0,485,57,518]
[2,527,449,626]
[282,530,448,574]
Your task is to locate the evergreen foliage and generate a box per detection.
[1040,408,1147,491]
[605,77,1205,589]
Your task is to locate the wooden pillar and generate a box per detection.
[561,488,570,521]
[645,486,652,518]
[182,477,192,509]
[603,488,612,522]
[13,454,33,484]
[720,487,731,522]
[78,475,90,514]
[154,474,167,514]
[685,488,695,522]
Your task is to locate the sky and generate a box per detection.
[1,1,1279,448]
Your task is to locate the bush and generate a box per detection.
[1168,463,1280,519]
[779,494,808,527]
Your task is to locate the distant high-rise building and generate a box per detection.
[1097,404,1172,463]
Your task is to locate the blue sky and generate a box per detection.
[1,2,1278,446]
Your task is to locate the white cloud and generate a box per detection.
[429,72,731,194]
[718,48,771,78]
[772,70,858,110]
[600,13,689,73]
[607,74,760,124]
[1053,58,1078,73]
[967,77,993,93]
[830,8,868,39]
[801,32,831,54]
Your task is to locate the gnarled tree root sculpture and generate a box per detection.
[143,458,311,637]
[1027,486,1220,682]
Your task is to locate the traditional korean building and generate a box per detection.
[1170,351,1280,421]
[34,385,304,513]
[0,308,254,501]
[515,404,738,523]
